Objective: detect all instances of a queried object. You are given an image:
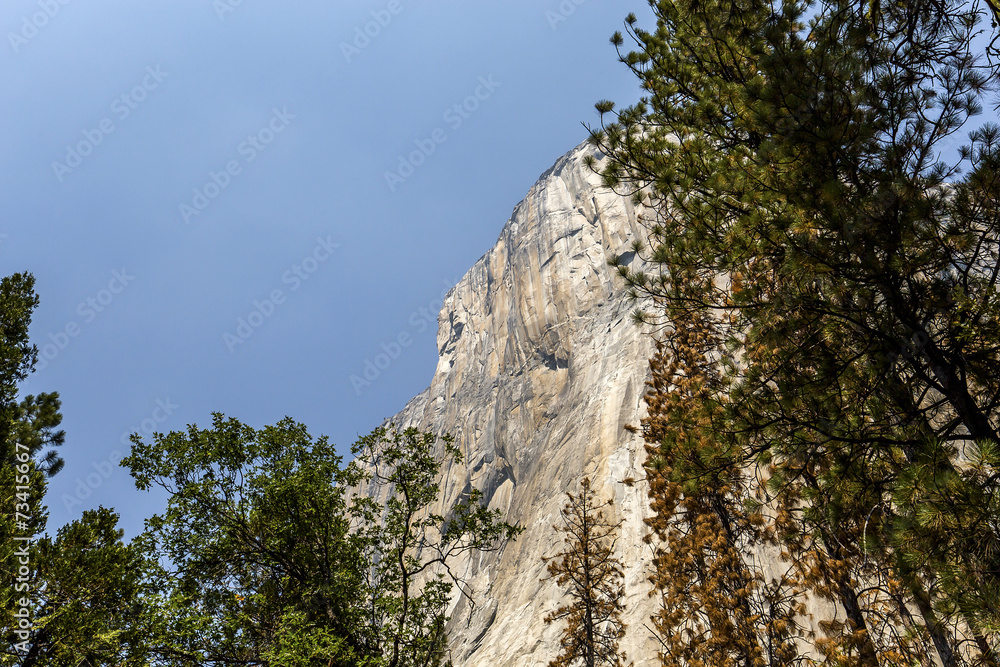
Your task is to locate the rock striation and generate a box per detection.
[367,142,662,666]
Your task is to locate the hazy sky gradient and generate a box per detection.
[3,0,652,537]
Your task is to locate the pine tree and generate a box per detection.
[1,273,155,666]
[542,477,628,667]
[640,316,804,667]
[589,0,1000,661]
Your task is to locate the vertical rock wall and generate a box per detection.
[367,143,660,666]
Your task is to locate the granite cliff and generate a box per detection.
[364,142,661,665]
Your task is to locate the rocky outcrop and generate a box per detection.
[371,143,660,665]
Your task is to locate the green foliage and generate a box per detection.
[1,272,153,667]
[123,413,365,666]
[350,426,521,667]
[123,417,521,667]
[592,0,1000,663]
[23,508,157,667]
[892,439,1000,633]
[0,273,65,479]
[0,274,40,413]
[263,611,360,667]
[0,273,59,665]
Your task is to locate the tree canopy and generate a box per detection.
[121,417,521,667]
[591,0,1000,662]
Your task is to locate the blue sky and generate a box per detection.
[3,0,652,538]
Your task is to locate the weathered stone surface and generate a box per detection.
[368,142,661,666]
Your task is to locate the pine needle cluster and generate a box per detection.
[590,0,1000,664]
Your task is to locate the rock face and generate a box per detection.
[370,143,661,665]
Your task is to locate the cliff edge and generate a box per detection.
[366,142,659,665]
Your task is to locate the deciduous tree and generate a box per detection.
[350,425,522,667]
[123,417,521,667]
